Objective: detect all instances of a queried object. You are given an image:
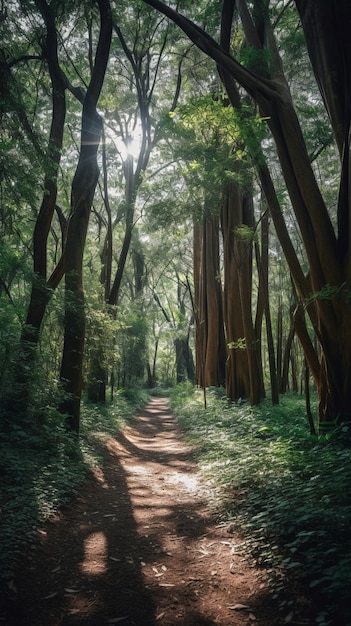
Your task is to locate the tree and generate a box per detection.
[17,0,67,404]
[255,208,279,404]
[292,0,351,424]
[141,0,351,425]
[193,212,226,388]
[59,0,112,433]
[221,181,264,404]
[167,88,267,401]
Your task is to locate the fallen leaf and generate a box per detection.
[64,588,80,594]
[249,613,257,621]
[106,618,129,624]
[156,612,165,621]
[43,592,58,600]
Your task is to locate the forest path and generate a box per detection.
[7,397,274,626]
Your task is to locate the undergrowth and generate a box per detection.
[170,384,351,626]
[0,387,149,577]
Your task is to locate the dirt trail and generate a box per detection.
[4,398,275,625]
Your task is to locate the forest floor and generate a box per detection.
[3,397,281,626]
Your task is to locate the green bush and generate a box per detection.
[0,408,85,574]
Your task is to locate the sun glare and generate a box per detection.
[104,118,144,162]
[123,134,144,160]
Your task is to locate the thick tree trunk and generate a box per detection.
[59,0,112,433]
[59,149,102,429]
[221,182,263,404]
[293,0,351,425]
[193,212,226,388]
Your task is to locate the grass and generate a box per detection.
[169,384,351,626]
[0,387,150,577]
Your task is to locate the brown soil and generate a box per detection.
[4,398,279,626]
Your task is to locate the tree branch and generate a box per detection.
[141,0,276,101]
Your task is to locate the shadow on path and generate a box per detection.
[5,397,273,626]
[8,433,156,625]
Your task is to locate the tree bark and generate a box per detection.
[59,0,112,433]
[280,305,295,394]
[221,182,263,404]
[17,0,66,403]
[255,211,278,403]
[293,0,351,424]
[193,212,226,388]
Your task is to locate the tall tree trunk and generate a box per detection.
[293,0,351,424]
[221,182,263,404]
[193,212,226,388]
[255,210,278,403]
[100,126,113,301]
[193,221,204,387]
[59,0,112,433]
[17,0,66,404]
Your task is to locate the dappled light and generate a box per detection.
[165,471,200,494]
[81,531,108,576]
[5,398,274,625]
